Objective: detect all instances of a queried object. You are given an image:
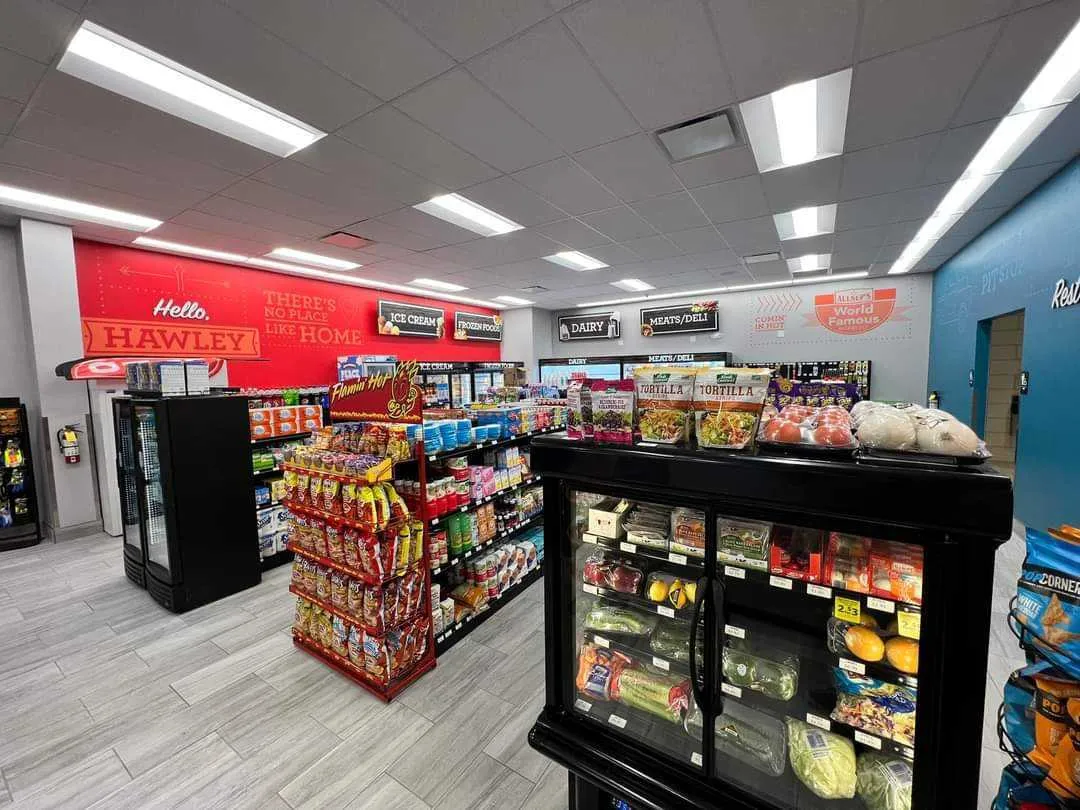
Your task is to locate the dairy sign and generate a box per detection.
[377,300,445,338]
[809,288,905,335]
[558,311,621,341]
[453,311,503,341]
[640,301,718,336]
[1051,277,1080,310]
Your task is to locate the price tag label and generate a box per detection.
[464,615,472,623]
[724,624,746,639]
[433,568,441,576]
[854,730,882,750]
[574,699,592,713]
[583,584,598,595]
[593,635,610,649]
[866,596,895,613]
[619,542,636,554]
[897,610,922,640]
[900,746,915,760]
[724,565,746,580]
[721,682,742,698]
[657,605,676,618]
[668,553,688,565]
[608,714,628,729]
[691,752,702,767]
[769,575,793,590]
[834,596,861,624]
[582,534,597,545]
[806,583,832,599]
[436,634,445,643]
[652,656,670,671]
[638,442,657,448]
[839,657,866,675]
[806,713,832,731]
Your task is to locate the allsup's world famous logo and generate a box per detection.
[805,287,911,335]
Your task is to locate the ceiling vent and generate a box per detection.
[656,110,739,162]
[520,285,549,293]
[743,252,781,264]
[320,230,374,249]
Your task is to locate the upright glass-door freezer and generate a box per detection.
[528,437,1014,810]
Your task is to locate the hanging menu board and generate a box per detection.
[558,311,621,341]
[453,312,503,341]
[377,300,445,338]
[639,301,719,336]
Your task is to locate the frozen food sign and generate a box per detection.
[639,301,718,336]
[453,311,503,341]
[558,311,621,341]
[1051,277,1080,310]
[807,288,908,335]
[377,300,445,338]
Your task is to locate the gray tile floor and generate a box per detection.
[0,525,1027,809]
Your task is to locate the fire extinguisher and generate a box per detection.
[57,424,81,465]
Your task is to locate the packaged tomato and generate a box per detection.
[363,631,390,683]
[356,533,384,579]
[325,523,344,563]
[363,585,385,634]
[347,578,365,619]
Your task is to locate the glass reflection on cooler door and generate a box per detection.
[567,487,706,771]
[135,407,170,574]
[115,405,141,553]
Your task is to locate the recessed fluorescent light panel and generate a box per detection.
[611,278,655,292]
[656,111,738,161]
[787,253,831,273]
[889,17,1080,275]
[743,252,781,264]
[268,247,360,270]
[413,193,523,237]
[58,22,325,157]
[495,295,533,306]
[544,251,609,271]
[0,183,162,232]
[740,68,852,173]
[410,278,468,292]
[774,204,837,241]
[133,236,248,263]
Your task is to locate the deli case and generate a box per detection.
[527,436,1013,810]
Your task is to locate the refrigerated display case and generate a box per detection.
[114,395,261,612]
[528,437,1013,810]
[416,362,471,408]
[0,398,40,551]
[539,353,731,391]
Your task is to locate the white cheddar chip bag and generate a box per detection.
[693,369,771,450]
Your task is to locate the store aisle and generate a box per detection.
[0,534,563,810]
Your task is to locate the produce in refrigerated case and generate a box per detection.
[577,642,632,701]
[685,701,787,777]
[584,604,658,638]
[870,540,924,606]
[650,618,696,664]
[758,404,857,450]
[645,572,696,609]
[722,643,799,702]
[786,718,857,799]
[824,532,872,594]
[830,668,917,747]
[717,516,771,571]
[612,667,691,724]
[670,507,706,559]
[827,617,886,663]
[769,526,824,582]
[582,554,645,595]
[856,753,913,810]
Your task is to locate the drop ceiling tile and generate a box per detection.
[12,108,241,193]
[511,157,620,214]
[692,248,744,270]
[377,206,480,245]
[351,219,453,252]
[472,258,557,283]
[745,259,791,282]
[715,216,782,255]
[707,0,859,101]
[779,233,834,257]
[564,0,733,129]
[459,176,566,227]
[0,99,23,135]
[584,243,644,266]
[953,0,1080,127]
[426,229,564,268]
[666,226,730,256]
[974,162,1065,210]
[890,183,948,221]
[943,206,1009,242]
[858,0,1012,60]
[883,219,922,245]
[874,243,905,262]
[630,191,709,233]
[832,225,890,255]
[219,178,356,228]
[1013,100,1080,169]
[224,0,453,100]
[620,234,684,261]
[195,196,329,240]
[291,136,442,205]
[573,134,682,202]
[86,0,380,131]
[838,133,942,199]
[0,46,47,104]
[337,106,499,190]
[924,232,975,259]
[395,69,562,173]
[671,145,758,189]
[760,157,843,211]
[580,206,657,242]
[690,175,770,224]
[920,120,997,185]
[146,221,269,256]
[845,22,999,150]
[0,0,78,64]
[167,209,282,251]
[469,20,639,153]
[534,218,612,250]
[253,161,401,220]
[354,243,418,261]
[385,0,551,61]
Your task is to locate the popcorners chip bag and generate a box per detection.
[1015,527,1080,680]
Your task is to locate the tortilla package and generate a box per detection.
[633,367,696,444]
[693,368,771,450]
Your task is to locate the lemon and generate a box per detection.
[647,579,669,603]
[668,579,687,609]
[683,581,697,604]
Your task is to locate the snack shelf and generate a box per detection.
[290,586,423,637]
[251,431,311,447]
[281,497,410,534]
[261,549,293,571]
[430,514,543,579]
[583,630,691,677]
[571,695,703,773]
[403,424,565,465]
[282,460,394,485]
[582,533,704,572]
[286,541,422,587]
[581,582,696,622]
[428,474,542,528]
[292,631,435,703]
[252,467,283,480]
[436,563,543,656]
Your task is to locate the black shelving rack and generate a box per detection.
[250,431,311,572]
[0,398,41,550]
[527,437,1014,810]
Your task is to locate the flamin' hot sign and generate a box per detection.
[328,360,423,423]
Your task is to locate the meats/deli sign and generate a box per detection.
[808,288,904,335]
[639,301,718,336]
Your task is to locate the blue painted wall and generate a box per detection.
[929,157,1080,529]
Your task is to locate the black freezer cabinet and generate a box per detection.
[114,395,260,611]
[527,437,1013,810]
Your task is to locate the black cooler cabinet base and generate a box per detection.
[123,553,146,588]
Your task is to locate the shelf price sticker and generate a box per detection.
[668,552,688,565]
[574,699,592,713]
[724,624,746,639]
[854,730,883,750]
[657,605,676,619]
[866,596,895,614]
[834,595,861,624]
[769,575,793,591]
[721,682,743,698]
[582,534,597,546]
[651,656,670,672]
[723,565,746,580]
[593,634,610,649]
[619,542,636,554]
[583,584,598,595]
[806,713,832,731]
[839,657,866,676]
[608,714,628,729]
[806,583,832,599]
[897,610,922,640]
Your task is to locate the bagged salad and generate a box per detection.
[856,753,913,810]
[693,369,771,450]
[633,367,696,444]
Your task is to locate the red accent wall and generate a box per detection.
[74,240,500,386]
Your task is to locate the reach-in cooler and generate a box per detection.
[527,437,1013,810]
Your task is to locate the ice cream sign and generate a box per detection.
[807,288,908,335]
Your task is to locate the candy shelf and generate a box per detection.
[436,564,543,656]
[251,431,311,447]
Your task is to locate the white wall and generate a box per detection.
[543,274,933,403]
[500,307,555,382]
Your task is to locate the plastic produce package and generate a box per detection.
[686,700,787,776]
[717,516,770,571]
[786,718,857,799]
[831,669,917,747]
[576,643,631,701]
[582,554,644,595]
[693,368,771,450]
[723,643,798,702]
[759,405,856,450]
[584,604,657,638]
[612,667,691,723]
[854,401,987,458]
[650,619,694,663]
[633,367,696,444]
[856,753,913,810]
[670,508,706,559]
[1015,527,1080,680]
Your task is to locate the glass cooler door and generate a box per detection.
[134,405,171,575]
[114,402,141,554]
[566,487,707,772]
[713,512,922,808]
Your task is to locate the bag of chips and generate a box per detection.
[330,571,348,610]
[1015,527,1080,679]
[363,631,390,682]
[347,579,365,620]
[363,585,385,634]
